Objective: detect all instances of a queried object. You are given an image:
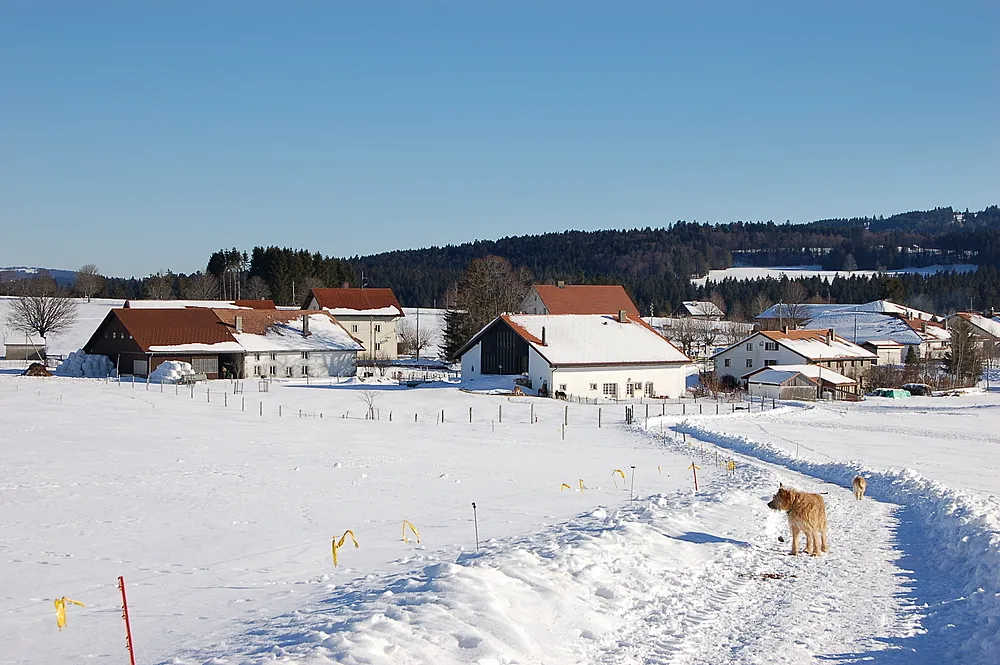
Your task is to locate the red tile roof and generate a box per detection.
[306,288,403,314]
[113,308,238,352]
[530,285,640,317]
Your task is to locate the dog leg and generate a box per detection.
[789,524,800,555]
[804,530,815,556]
[821,528,829,553]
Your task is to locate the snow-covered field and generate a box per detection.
[2,373,998,664]
[691,263,977,285]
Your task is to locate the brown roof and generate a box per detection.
[113,308,238,352]
[233,300,276,309]
[306,288,403,314]
[530,285,640,317]
[211,309,362,344]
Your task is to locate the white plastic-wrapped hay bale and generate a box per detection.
[55,350,117,378]
[149,360,195,384]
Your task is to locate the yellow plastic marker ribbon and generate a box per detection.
[560,483,572,491]
[727,460,737,472]
[402,520,421,544]
[579,479,586,494]
[688,463,701,471]
[54,597,85,630]
[612,468,626,489]
[331,529,359,567]
[657,465,662,474]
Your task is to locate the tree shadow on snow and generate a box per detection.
[670,531,750,547]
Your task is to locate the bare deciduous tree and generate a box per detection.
[749,293,773,320]
[398,318,435,357]
[181,272,220,300]
[358,389,380,419]
[243,276,271,300]
[74,264,104,301]
[5,293,79,342]
[144,272,175,299]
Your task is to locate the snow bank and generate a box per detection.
[668,416,1000,664]
[54,350,116,378]
[149,360,196,384]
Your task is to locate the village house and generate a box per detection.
[712,328,877,387]
[519,282,641,318]
[744,364,859,401]
[303,287,404,360]
[672,300,725,320]
[862,340,906,365]
[458,311,691,399]
[83,308,362,379]
[947,311,1000,350]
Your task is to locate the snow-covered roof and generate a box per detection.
[762,330,877,361]
[461,314,690,366]
[806,311,923,346]
[231,313,363,353]
[677,301,724,317]
[125,300,253,309]
[757,300,936,322]
[745,364,855,385]
[864,339,905,348]
[951,313,1000,339]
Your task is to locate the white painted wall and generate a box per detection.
[550,364,688,399]
[461,341,484,380]
[336,316,399,360]
[519,290,548,314]
[245,350,356,379]
[713,334,806,379]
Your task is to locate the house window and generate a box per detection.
[746,359,753,368]
[724,359,731,367]
[255,353,260,361]
[113,331,117,339]
[632,382,643,393]
[589,383,598,391]
[764,359,777,366]
[375,342,381,351]
[270,352,277,361]
[269,365,277,376]
[746,343,753,351]
[559,384,567,392]
[351,324,358,333]
[285,367,293,377]
[644,382,654,397]
[301,352,309,359]
[374,324,381,333]
[301,366,309,377]
[255,365,263,376]
[764,342,778,351]
[602,383,618,397]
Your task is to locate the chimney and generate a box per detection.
[921,321,927,333]
[556,280,566,289]
[541,326,546,345]
[301,314,310,337]
[618,309,628,323]
[782,325,789,334]
[235,315,243,333]
[826,328,834,346]
[342,281,350,289]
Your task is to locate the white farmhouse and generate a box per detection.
[712,328,877,387]
[458,312,691,399]
[304,287,404,360]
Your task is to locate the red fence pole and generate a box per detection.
[118,576,137,665]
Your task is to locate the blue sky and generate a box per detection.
[1,2,997,278]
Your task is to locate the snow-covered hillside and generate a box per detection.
[1,374,997,664]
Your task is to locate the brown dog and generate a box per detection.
[852,476,867,501]
[767,483,828,556]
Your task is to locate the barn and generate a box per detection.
[458,312,691,399]
[744,364,858,401]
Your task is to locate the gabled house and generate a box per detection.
[947,312,1000,346]
[457,312,691,399]
[673,301,724,320]
[712,328,877,387]
[303,287,404,360]
[519,283,641,318]
[83,308,362,379]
